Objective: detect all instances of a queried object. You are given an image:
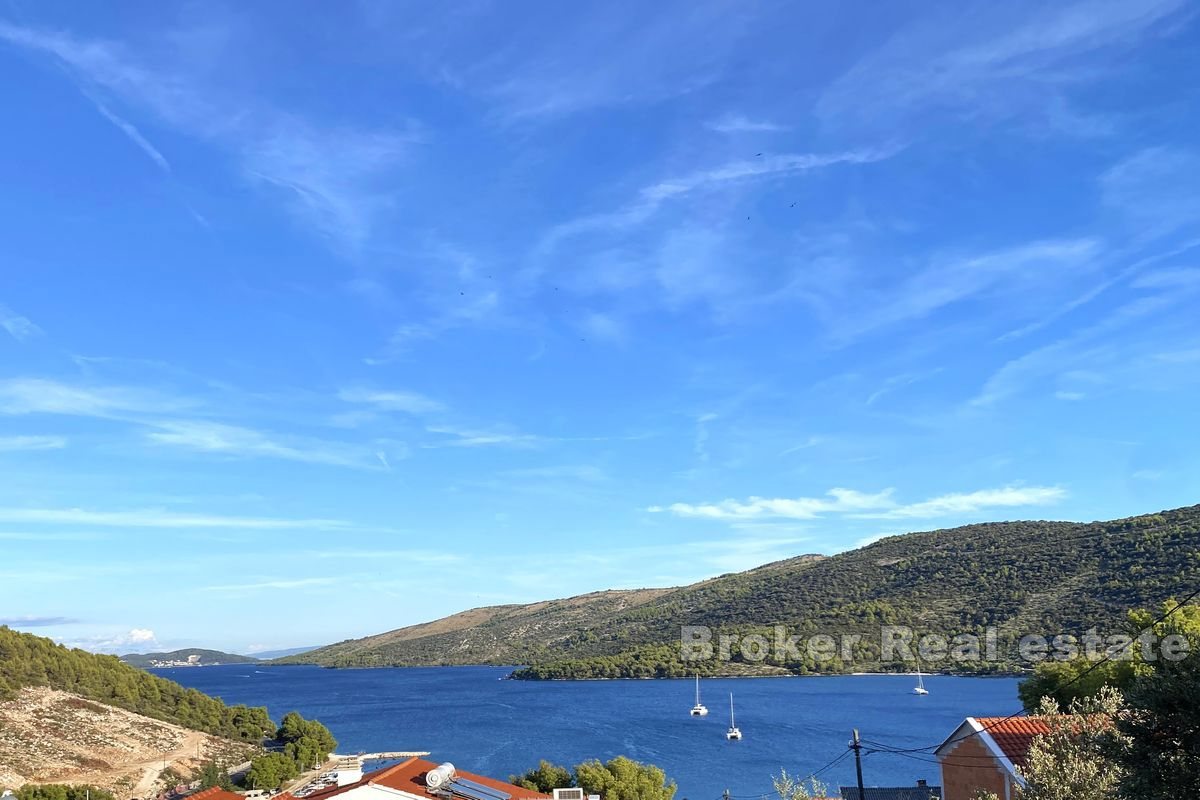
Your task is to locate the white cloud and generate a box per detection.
[805,238,1101,344]
[0,435,67,452]
[498,464,608,482]
[1101,147,1200,237]
[0,377,186,418]
[145,419,379,469]
[650,488,896,520]
[202,576,337,593]
[424,423,542,448]
[859,486,1067,519]
[652,485,1066,521]
[84,90,171,172]
[337,387,444,415]
[537,147,897,257]
[60,627,161,654]
[576,311,628,344]
[818,0,1189,130]
[0,21,417,250]
[705,114,787,134]
[0,304,43,341]
[0,506,353,530]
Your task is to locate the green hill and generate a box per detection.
[120,649,259,668]
[280,505,1200,677]
[0,627,273,741]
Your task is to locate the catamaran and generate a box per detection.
[690,675,708,716]
[913,657,929,695]
[725,693,742,740]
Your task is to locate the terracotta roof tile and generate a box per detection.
[974,716,1051,767]
[188,788,244,800]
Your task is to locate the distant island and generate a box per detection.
[119,648,259,668]
[277,504,1200,679]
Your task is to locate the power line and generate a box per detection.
[723,749,854,799]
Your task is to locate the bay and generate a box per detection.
[155,665,1020,799]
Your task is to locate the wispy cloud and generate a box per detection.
[538,148,897,256]
[467,2,758,118]
[83,89,171,172]
[705,114,786,134]
[817,0,1190,131]
[497,464,608,483]
[337,387,444,415]
[0,615,80,627]
[652,485,1066,521]
[145,419,383,469]
[0,20,418,250]
[0,506,353,530]
[800,238,1101,345]
[424,423,543,448]
[0,377,187,418]
[650,488,895,520]
[0,435,67,452]
[1101,147,1200,238]
[0,303,44,341]
[303,548,462,564]
[202,576,337,593]
[859,486,1067,519]
[971,275,1200,407]
[58,627,160,654]
[576,311,629,344]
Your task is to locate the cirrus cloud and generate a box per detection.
[651,485,1066,521]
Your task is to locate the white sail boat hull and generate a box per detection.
[726,693,742,740]
[913,661,929,695]
[691,675,708,715]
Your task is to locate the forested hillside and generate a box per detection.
[0,628,273,741]
[120,649,258,668]
[283,505,1200,678]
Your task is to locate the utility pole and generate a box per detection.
[850,729,866,800]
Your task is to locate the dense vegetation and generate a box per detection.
[11,786,115,800]
[998,600,1200,800]
[287,505,1200,678]
[119,649,258,668]
[197,761,236,791]
[512,757,676,800]
[245,712,338,789]
[0,626,274,741]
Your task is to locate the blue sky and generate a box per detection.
[1,1,1198,655]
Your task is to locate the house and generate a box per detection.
[188,789,245,800]
[839,779,942,800]
[281,757,550,800]
[935,717,1050,800]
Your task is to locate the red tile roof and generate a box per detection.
[974,716,1051,767]
[294,758,550,800]
[188,788,244,800]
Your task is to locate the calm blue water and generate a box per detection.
[155,666,1019,799]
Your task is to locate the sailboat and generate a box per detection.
[690,675,709,716]
[913,656,929,695]
[725,693,742,740]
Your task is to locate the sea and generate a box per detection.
[154,665,1020,800]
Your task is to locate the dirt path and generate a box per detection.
[130,730,209,798]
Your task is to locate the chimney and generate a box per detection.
[917,780,927,787]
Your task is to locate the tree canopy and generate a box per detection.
[512,757,676,800]
[14,786,115,800]
[245,753,300,791]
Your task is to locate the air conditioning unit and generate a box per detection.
[552,789,585,800]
